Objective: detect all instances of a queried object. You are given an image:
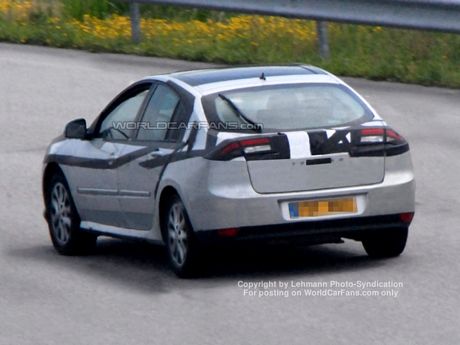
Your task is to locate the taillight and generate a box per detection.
[360,128,386,143]
[351,127,409,157]
[360,128,403,143]
[400,212,414,224]
[205,134,290,161]
[217,227,239,237]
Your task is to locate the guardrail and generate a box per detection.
[126,0,460,58]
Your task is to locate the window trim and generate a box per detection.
[89,81,154,141]
[132,82,189,144]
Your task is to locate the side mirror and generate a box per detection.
[65,118,87,139]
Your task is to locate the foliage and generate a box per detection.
[1,0,459,87]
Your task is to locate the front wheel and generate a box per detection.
[362,227,408,258]
[46,173,97,255]
[163,195,201,278]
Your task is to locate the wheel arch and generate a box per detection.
[42,163,65,205]
[42,163,80,223]
[158,185,181,242]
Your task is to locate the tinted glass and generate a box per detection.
[137,85,180,141]
[202,84,373,132]
[99,89,149,140]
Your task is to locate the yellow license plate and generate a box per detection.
[288,197,357,218]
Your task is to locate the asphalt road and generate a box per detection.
[1,42,459,345]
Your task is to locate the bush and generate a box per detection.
[0,1,459,88]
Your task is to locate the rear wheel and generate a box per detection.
[46,173,97,255]
[362,227,408,258]
[163,195,201,278]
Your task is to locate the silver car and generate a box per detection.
[42,66,415,277]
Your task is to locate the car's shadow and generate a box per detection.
[199,241,390,281]
[7,235,396,293]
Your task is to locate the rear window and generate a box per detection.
[201,83,373,132]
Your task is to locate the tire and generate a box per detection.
[162,195,201,278]
[362,227,408,258]
[46,172,97,255]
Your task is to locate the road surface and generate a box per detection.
[0,43,459,345]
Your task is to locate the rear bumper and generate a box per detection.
[186,152,415,232]
[195,214,410,244]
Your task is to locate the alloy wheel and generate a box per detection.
[50,182,72,245]
[167,202,188,267]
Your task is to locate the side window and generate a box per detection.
[137,85,181,141]
[99,88,149,140]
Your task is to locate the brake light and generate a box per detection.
[213,137,271,159]
[400,212,414,224]
[240,138,272,154]
[206,134,290,161]
[360,128,403,143]
[217,228,239,237]
[386,129,403,142]
[352,127,409,157]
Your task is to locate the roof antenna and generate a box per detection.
[260,72,266,81]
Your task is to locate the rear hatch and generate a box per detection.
[201,80,402,194]
[246,128,385,194]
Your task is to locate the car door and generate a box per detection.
[117,83,189,230]
[71,83,152,227]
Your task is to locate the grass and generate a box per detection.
[1,0,459,88]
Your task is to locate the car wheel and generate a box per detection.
[46,173,97,255]
[163,195,200,278]
[362,227,408,258]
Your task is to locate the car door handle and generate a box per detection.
[140,152,160,162]
[148,152,160,158]
[147,148,160,156]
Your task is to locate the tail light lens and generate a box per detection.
[217,227,239,237]
[400,212,414,224]
[205,134,290,161]
[351,127,409,157]
[360,128,403,143]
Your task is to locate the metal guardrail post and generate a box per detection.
[129,1,142,43]
[124,0,460,50]
[130,0,460,34]
[316,20,330,59]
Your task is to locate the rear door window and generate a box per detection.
[137,84,181,141]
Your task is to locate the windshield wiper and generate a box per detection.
[218,93,262,132]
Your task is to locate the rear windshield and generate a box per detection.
[201,83,373,132]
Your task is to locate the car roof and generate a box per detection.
[169,65,326,87]
[142,65,342,96]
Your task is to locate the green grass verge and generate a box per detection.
[0,14,459,88]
